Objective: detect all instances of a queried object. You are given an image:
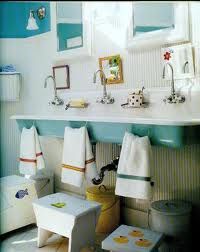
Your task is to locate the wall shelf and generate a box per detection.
[0,72,21,101]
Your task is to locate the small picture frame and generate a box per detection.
[99,55,123,84]
[52,65,70,89]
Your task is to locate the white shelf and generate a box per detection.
[0,72,20,75]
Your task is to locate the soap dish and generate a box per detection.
[65,102,89,110]
[121,102,148,109]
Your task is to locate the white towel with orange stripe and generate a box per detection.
[61,126,98,187]
[19,126,45,176]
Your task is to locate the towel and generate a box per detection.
[19,126,45,176]
[115,132,152,200]
[61,127,98,187]
[0,64,16,72]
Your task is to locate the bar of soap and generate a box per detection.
[69,99,86,107]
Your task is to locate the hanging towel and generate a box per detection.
[115,132,152,200]
[19,126,45,176]
[61,127,98,187]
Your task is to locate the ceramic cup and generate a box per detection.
[128,92,143,107]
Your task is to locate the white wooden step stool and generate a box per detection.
[102,224,164,252]
[33,193,101,252]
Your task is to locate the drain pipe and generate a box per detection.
[92,157,119,185]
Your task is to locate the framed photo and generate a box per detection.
[52,65,70,89]
[99,55,123,84]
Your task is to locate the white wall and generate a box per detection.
[0,3,200,223]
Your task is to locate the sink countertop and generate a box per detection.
[11,88,200,126]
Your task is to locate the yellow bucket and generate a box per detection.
[86,185,120,233]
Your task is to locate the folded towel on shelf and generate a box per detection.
[0,64,16,72]
[61,126,98,187]
[115,132,152,200]
[19,126,45,176]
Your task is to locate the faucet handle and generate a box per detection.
[48,97,64,106]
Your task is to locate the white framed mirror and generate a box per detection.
[127,2,189,50]
[162,43,194,80]
[51,2,92,60]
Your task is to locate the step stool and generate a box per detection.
[33,193,101,252]
[102,224,164,252]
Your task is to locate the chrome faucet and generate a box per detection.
[93,69,114,104]
[162,63,185,104]
[44,75,64,106]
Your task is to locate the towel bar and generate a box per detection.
[15,119,200,148]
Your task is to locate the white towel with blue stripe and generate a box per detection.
[115,132,152,200]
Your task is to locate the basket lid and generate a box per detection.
[86,185,115,196]
[150,200,192,216]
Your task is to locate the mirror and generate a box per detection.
[99,55,123,84]
[51,2,92,59]
[162,43,194,80]
[133,3,174,37]
[53,65,70,89]
[56,2,83,52]
[127,2,189,49]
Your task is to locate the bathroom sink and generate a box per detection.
[11,89,200,148]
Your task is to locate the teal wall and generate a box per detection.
[0,2,50,38]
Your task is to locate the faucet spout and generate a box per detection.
[162,63,185,104]
[93,69,114,104]
[44,75,63,106]
[163,63,175,97]
[44,75,57,97]
[93,69,108,97]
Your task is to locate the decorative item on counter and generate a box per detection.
[99,54,123,84]
[121,86,147,108]
[65,99,88,110]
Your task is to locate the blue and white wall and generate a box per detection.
[0,2,50,38]
[0,1,200,228]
